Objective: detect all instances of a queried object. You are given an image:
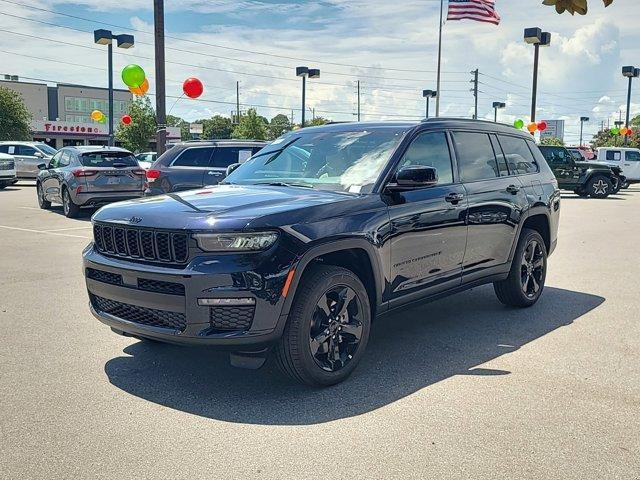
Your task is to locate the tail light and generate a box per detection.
[72,169,97,177]
[146,169,161,182]
[132,169,146,176]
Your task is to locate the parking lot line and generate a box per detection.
[0,224,91,239]
[46,226,93,232]
[18,206,42,211]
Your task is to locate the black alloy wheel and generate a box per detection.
[309,285,364,372]
[494,228,547,308]
[520,239,545,299]
[275,264,371,387]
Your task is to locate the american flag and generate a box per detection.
[447,0,501,25]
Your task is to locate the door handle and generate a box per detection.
[506,184,521,194]
[207,171,221,175]
[445,192,464,203]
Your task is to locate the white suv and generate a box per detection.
[0,152,17,189]
[0,142,58,179]
[595,147,640,187]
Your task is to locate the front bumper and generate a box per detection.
[83,243,295,347]
[0,171,16,184]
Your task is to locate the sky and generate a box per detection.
[0,0,638,144]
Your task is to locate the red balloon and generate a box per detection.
[626,128,633,136]
[121,114,132,125]
[537,121,547,132]
[183,77,203,99]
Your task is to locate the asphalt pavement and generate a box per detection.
[0,181,638,479]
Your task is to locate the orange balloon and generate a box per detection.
[620,127,629,136]
[527,122,538,133]
[129,78,149,96]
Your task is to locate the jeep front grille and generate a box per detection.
[91,294,186,331]
[93,223,189,265]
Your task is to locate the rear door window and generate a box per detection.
[171,147,213,167]
[489,135,510,176]
[211,147,255,168]
[80,152,137,167]
[540,147,569,165]
[452,131,499,182]
[606,150,622,161]
[497,135,539,175]
[17,145,37,156]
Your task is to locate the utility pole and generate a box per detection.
[236,81,240,125]
[291,109,294,126]
[470,68,479,120]
[357,80,361,122]
[153,0,167,155]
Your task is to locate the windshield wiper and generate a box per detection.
[254,181,314,189]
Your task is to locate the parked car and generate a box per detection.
[0,141,57,178]
[593,147,640,188]
[538,145,621,198]
[37,146,145,218]
[144,140,266,195]
[84,119,560,386]
[0,152,17,189]
[135,152,157,170]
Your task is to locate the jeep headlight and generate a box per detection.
[194,232,278,252]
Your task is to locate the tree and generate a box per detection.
[0,86,32,141]
[116,96,156,153]
[540,137,565,146]
[268,114,292,140]
[167,115,190,141]
[590,129,618,149]
[542,0,613,15]
[232,108,267,140]
[201,115,233,139]
[307,116,331,127]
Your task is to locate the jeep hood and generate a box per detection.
[92,184,362,231]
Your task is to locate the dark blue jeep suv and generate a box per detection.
[83,119,560,386]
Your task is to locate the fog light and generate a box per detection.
[197,297,256,306]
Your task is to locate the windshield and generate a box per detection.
[36,144,58,156]
[224,127,407,193]
[80,151,138,168]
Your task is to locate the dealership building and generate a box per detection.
[1,77,179,149]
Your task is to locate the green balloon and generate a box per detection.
[611,127,620,135]
[514,119,524,129]
[121,64,146,88]
[98,116,107,124]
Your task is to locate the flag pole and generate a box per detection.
[435,0,444,117]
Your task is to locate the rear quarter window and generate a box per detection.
[497,135,539,174]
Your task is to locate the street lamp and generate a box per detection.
[492,101,506,122]
[622,66,639,145]
[524,27,551,123]
[422,89,437,118]
[94,29,135,146]
[579,116,589,147]
[296,66,320,127]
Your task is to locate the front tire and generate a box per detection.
[587,174,612,199]
[37,182,51,209]
[275,264,371,387]
[62,187,80,218]
[494,228,547,308]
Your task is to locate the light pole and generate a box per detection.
[422,89,437,118]
[296,66,320,127]
[524,28,551,123]
[579,116,589,147]
[622,66,639,146]
[492,101,506,122]
[94,29,134,147]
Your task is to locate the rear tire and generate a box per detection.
[587,174,612,199]
[611,177,622,194]
[275,264,371,387]
[494,228,547,308]
[37,182,51,209]
[62,187,80,218]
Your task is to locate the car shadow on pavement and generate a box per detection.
[104,285,604,425]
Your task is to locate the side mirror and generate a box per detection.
[37,163,48,170]
[34,152,44,158]
[226,163,241,176]
[388,165,438,190]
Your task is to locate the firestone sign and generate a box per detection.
[32,120,106,136]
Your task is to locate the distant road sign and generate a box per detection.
[189,123,203,135]
[540,120,564,141]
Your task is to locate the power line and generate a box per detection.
[0,0,467,75]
